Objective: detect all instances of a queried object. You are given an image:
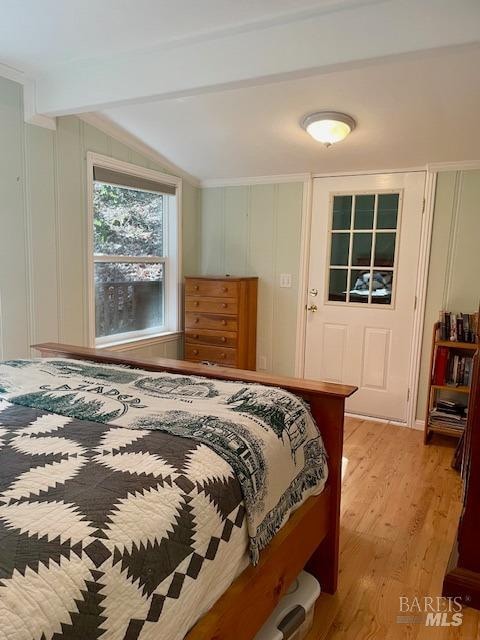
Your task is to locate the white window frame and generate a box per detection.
[86,152,182,348]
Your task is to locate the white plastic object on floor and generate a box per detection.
[254,571,321,640]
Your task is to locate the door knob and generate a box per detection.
[307,304,318,312]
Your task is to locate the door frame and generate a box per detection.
[295,168,437,428]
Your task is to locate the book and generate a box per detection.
[438,310,479,344]
[433,346,449,385]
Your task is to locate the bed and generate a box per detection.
[0,343,356,640]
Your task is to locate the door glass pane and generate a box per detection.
[354,194,375,230]
[352,233,372,267]
[332,195,352,230]
[374,233,396,267]
[349,269,370,303]
[371,271,393,305]
[330,233,350,266]
[328,269,348,302]
[377,193,399,229]
[95,262,164,337]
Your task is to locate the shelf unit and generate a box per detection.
[424,321,479,444]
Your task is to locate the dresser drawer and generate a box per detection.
[185,329,237,348]
[185,343,237,366]
[185,296,238,315]
[185,313,238,331]
[185,279,239,298]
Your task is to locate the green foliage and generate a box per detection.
[94,183,163,257]
[11,391,121,423]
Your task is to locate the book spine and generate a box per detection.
[450,313,457,341]
[457,316,464,343]
[434,346,449,385]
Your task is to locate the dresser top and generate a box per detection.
[185,275,258,281]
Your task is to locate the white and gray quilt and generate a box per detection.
[0,359,328,640]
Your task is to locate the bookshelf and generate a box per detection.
[424,321,479,444]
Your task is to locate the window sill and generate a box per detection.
[96,331,182,352]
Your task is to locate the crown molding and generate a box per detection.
[201,173,311,188]
[79,113,200,187]
[311,166,427,178]
[427,160,480,172]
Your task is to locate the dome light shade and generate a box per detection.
[301,111,356,147]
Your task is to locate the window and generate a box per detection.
[327,192,401,306]
[88,154,181,346]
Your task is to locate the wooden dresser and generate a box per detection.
[184,276,258,370]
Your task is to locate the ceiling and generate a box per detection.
[103,46,480,181]
[1,0,480,181]
[0,0,352,74]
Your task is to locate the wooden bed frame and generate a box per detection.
[33,342,357,640]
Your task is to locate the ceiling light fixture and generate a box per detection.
[301,111,356,147]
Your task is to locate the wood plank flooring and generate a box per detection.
[307,416,480,639]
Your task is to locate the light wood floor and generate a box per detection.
[307,416,480,639]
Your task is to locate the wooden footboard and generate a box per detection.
[32,342,356,639]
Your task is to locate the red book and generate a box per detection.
[433,347,449,385]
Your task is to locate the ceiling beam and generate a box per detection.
[32,0,480,117]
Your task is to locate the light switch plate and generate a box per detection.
[279,273,292,288]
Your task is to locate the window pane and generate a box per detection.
[332,195,352,230]
[377,193,399,229]
[94,182,163,256]
[354,194,375,230]
[330,233,350,266]
[352,233,372,267]
[374,233,396,267]
[349,269,370,303]
[95,262,164,338]
[328,269,348,302]
[372,271,393,305]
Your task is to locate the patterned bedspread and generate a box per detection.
[0,359,328,640]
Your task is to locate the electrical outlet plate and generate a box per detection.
[279,273,292,288]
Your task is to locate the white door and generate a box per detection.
[304,172,425,422]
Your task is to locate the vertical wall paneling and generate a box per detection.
[248,184,276,370]
[0,78,196,359]
[200,188,224,275]
[24,124,59,346]
[198,181,304,375]
[182,181,200,276]
[56,117,85,343]
[0,78,29,358]
[224,186,248,276]
[447,171,480,311]
[416,169,480,419]
[272,183,303,375]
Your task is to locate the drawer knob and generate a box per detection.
[221,336,226,343]
[193,334,199,339]
[194,301,199,306]
[222,287,228,293]
[221,320,227,326]
[194,318,199,324]
[193,349,199,355]
[220,353,226,358]
[194,285,199,291]
[222,303,227,308]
